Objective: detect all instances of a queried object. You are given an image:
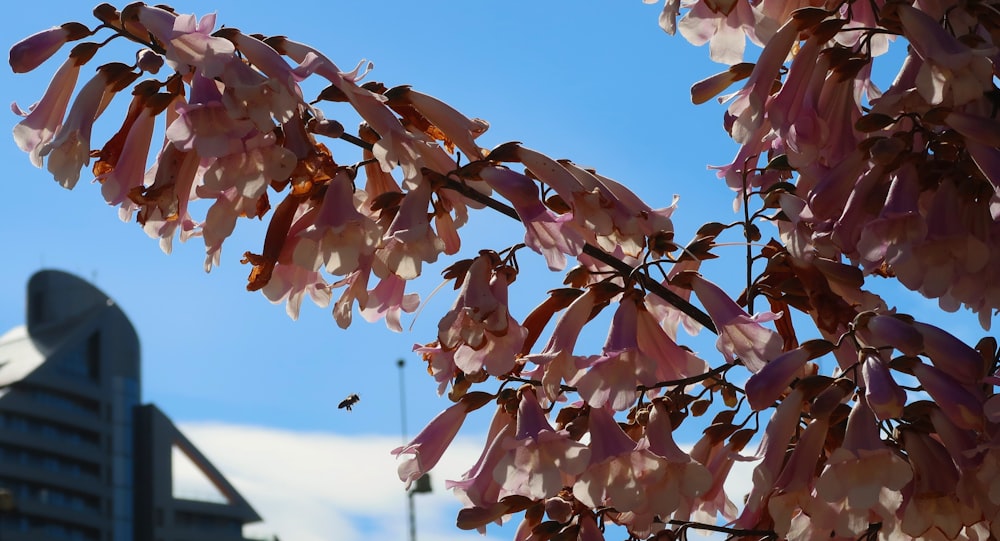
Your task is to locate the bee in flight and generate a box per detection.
[338,393,360,411]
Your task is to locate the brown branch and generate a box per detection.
[667,520,778,540]
[440,177,717,334]
[336,132,717,334]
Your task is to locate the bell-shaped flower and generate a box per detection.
[438,251,527,376]
[199,183,267,271]
[815,398,912,537]
[897,4,995,106]
[373,179,446,280]
[522,287,599,402]
[577,293,707,411]
[677,0,760,65]
[330,258,372,330]
[135,6,236,78]
[38,63,132,188]
[746,340,829,410]
[13,56,81,169]
[737,390,805,529]
[222,30,304,128]
[98,100,157,215]
[394,395,485,489]
[385,85,489,160]
[862,314,924,356]
[767,416,832,537]
[723,17,799,144]
[477,166,583,271]
[691,274,782,373]
[912,361,985,431]
[493,389,590,500]
[899,429,968,539]
[166,73,256,158]
[136,143,201,254]
[860,353,907,420]
[251,204,332,320]
[447,406,515,512]
[273,36,422,181]
[359,273,420,332]
[294,169,381,276]
[857,164,927,273]
[634,292,708,380]
[9,22,90,74]
[572,406,648,511]
[912,321,983,385]
[687,424,745,524]
[617,402,711,536]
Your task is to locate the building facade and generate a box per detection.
[0,270,261,541]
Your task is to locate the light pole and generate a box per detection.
[397,358,431,541]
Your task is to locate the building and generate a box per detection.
[0,270,262,541]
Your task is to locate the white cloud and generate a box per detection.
[176,422,759,541]
[176,422,508,541]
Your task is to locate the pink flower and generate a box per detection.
[199,186,263,271]
[618,402,711,536]
[815,398,912,537]
[737,390,805,529]
[447,406,515,510]
[331,259,372,330]
[767,416,831,537]
[373,180,446,281]
[745,341,827,410]
[897,4,995,106]
[691,274,783,372]
[912,321,983,385]
[359,273,420,332]
[899,430,965,538]
[9,22,90,74]
[393,399,473,488]
[98,100,156,215]
[723,16,799,144]
[911,361,985,431]
[136,143,201,254]
[293,170,381,276]
[12,57,81,169]
[575,293,708,411]
[493,389,590,500]
[677,0,760,65]
[166,74,256,158]
[438,252,527,376]
[260,262,332,320]
[271,36,422,181]
[860,353,907,420]
[856,164,927,272]
[39,63,132,188]
[477,166,583,271]
[135,6,236,78]
[572,407,648,511]
[254,204,332,320]
[386,85,489,160]
[223,31,304,128]
[522,286,599,402]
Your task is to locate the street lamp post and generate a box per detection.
[397,359,431,541]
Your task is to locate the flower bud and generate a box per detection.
[10,22,90,73]
[136,49,164,74]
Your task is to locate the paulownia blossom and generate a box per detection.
[9,2,1000,540]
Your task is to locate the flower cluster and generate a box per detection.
[10,1,1000,540]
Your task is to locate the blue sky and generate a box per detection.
[1,2,991,541]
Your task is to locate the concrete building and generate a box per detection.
[0,270,262,541]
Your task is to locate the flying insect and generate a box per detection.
[338,393,360,411]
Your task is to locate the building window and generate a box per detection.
[55,333,101,383]
[0,412,100,446]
